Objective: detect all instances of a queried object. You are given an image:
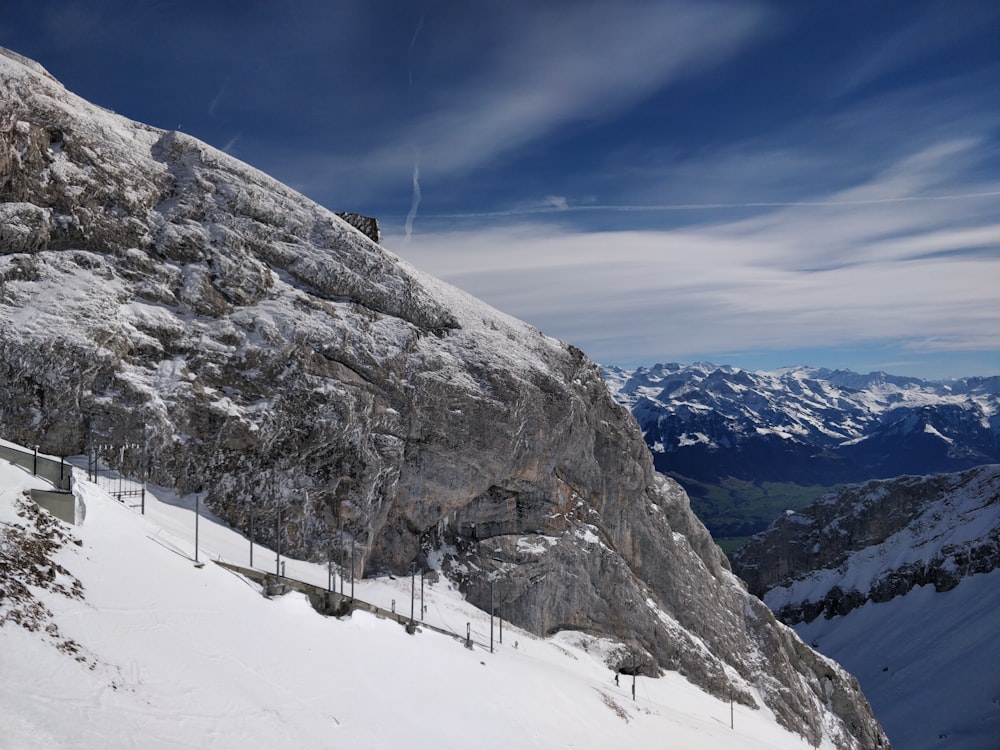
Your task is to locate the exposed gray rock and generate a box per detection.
[0,46,887,749]
[732,465,1000,624]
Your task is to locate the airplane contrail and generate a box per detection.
[407,13,425,93]
[404,151,422,243]
[426,190,1000,220]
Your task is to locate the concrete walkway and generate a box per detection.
[214,560,478,647]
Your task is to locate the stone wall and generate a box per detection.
[335,212,381,243]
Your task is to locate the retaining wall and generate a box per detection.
[0,442,72,491]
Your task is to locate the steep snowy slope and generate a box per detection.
[796,572,1000,750]
[731,466,1000,749]
[2,456,843,750]
[0,47,885,747]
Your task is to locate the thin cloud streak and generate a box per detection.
[423,190,1000,220]
[352,1,771,185]
[403,152,422,244]
[390,141,1000,377]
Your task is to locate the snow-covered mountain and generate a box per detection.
[0,47,886,748]
[603,363,999,484]
[603,362,999,540]
[731,466,1000,750]
[0,451,850,750]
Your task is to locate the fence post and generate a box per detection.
[194,491,204,568]
[276,502,282,577]
[140,426,147,515]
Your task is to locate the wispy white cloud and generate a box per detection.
[403,150,421,243]
[834,2,1000,98]
[389,139,1000,376]
[287,0,770,199]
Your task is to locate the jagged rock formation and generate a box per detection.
[0,47,888,748]
[731,465,1000,623]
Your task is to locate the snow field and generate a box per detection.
[0,456,829,750]
[796,571,1000,750]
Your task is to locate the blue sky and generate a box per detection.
[3,0,998,379]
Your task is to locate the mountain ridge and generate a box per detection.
[729,465,1000,749]
[603,361,999,544]
[0,47,886,747]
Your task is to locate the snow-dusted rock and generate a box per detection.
[731,464,1000,622]
[0,47,887,748]
[604,362,999,489]
[731,466,1000,748]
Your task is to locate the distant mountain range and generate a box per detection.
[603,362,1000,545]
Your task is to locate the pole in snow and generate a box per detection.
[410,572,415,624]
[194,491,204,568]
[632,654,637,701]
[350,538,355,599]
[140,425,147,515]
[420,571,425,621]
[276,501,282,577]
[87,423,93,481]
[490,580,495,654]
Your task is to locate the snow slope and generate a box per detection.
[0,454,833,750]
[731,467,1000,750]
[796,573,1000,750]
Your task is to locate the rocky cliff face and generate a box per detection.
[731,465,1000,624]
[0,47,887,748]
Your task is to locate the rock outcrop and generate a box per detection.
[731,465,1000,624]
[0,47,887,748]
